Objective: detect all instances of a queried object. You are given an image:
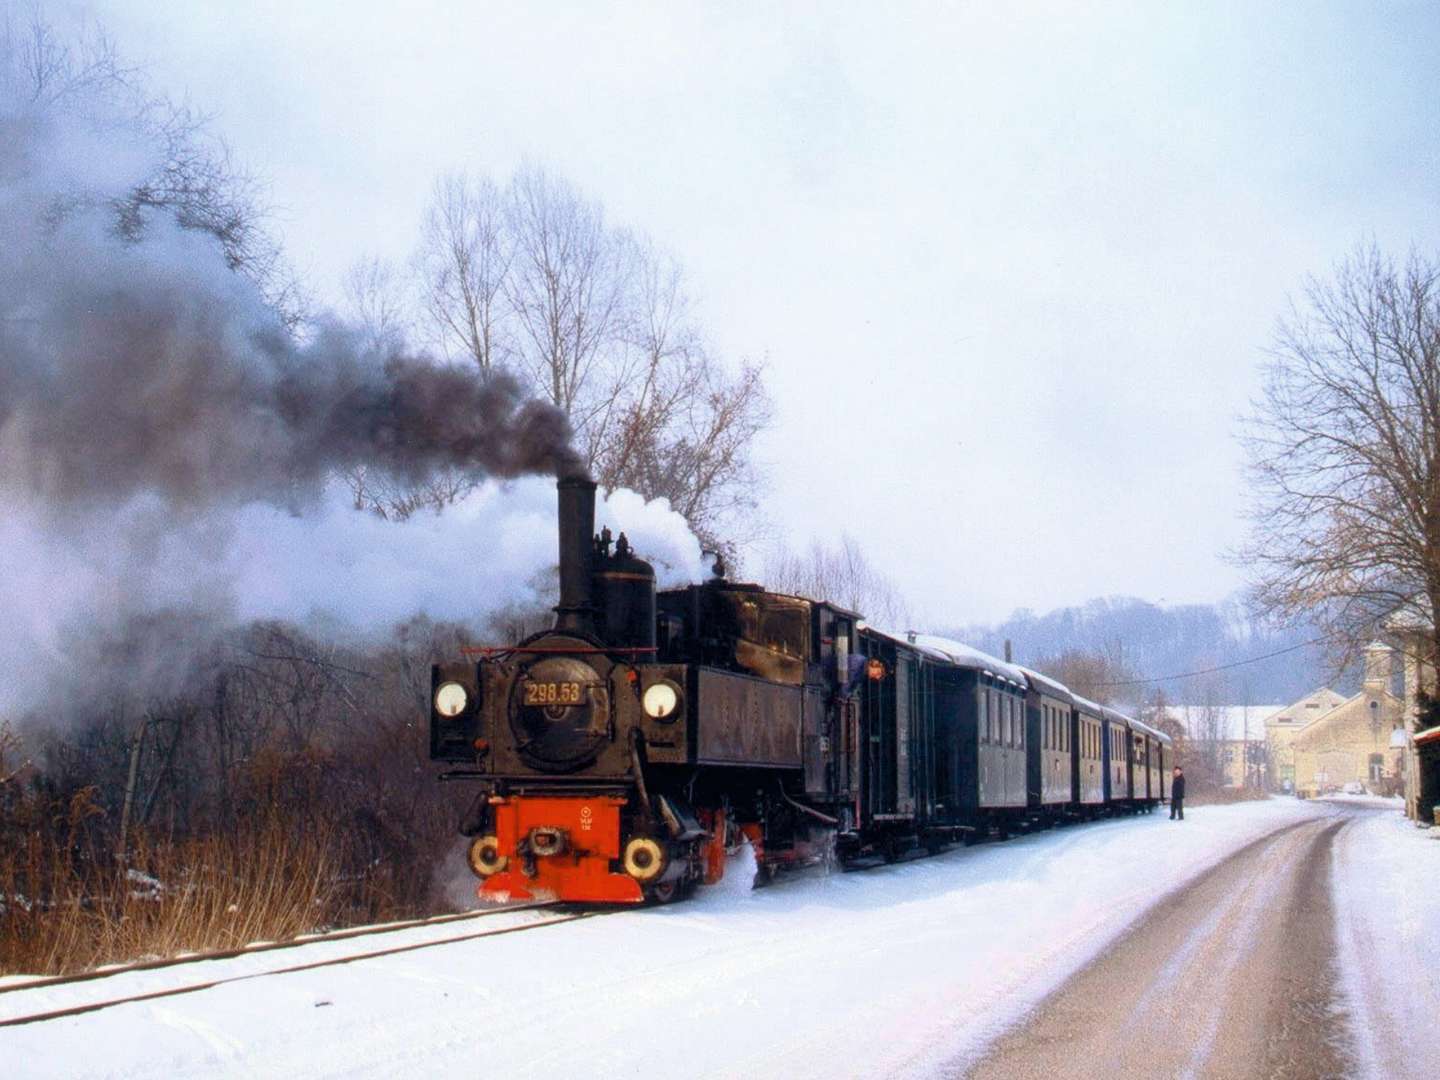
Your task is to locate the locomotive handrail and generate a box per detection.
[460,645,659,658]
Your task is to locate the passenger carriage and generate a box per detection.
[1126,718,1171,810]
[1022,666,1074,814]
[1072,695,1106,811]
[1100,706,1134,808]
[909,636,1030,830]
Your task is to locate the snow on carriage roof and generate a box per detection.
[1128,715,1173,744]
[1100,705,1134,729]
[909,633,1029,684]
[1017,666,1074,703]
[863,628,1028,684]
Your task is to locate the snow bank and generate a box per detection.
[1331,807,1440,1079]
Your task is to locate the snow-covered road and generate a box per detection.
[6,797,1434,1078]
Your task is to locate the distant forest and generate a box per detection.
[943,596,1341,707]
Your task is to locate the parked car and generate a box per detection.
[1343,781,1365,795]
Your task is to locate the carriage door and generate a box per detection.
[895,657,916,817]
[861,639,896,818]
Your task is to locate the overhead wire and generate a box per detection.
[1092,636,1330,688]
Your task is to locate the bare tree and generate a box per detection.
[408,165,770,548]
[1241,245,1440,672]
[2,10,300,323]
[596,269,771,550]
[413,173,511,372]
[504,164,636,468]
[1030,643,1138,706]
[765,535,910,626]
[0,720,28,787]
[594,247,770,550]
[342,254,410,355]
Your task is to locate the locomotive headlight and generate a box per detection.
[642,681,680,720]
[434,681,469,717]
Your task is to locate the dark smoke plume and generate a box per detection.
[0,212,585,510]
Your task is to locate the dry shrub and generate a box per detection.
[1,806,337,976]
[0,623,468,977]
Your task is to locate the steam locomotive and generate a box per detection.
[429,479,1172,903]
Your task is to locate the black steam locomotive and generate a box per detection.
[429,479,1171,903]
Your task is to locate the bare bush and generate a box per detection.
[1,620,472,976]
[765,534,910,626]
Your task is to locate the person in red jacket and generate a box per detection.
[1170,766,1187,820]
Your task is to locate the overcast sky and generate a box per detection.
[79,0,1440,625]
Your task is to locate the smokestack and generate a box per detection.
[554,477,598,635]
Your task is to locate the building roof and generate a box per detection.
[1265,688,1350,728]
[1382,595,1433,633]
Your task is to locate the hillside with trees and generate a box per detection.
[944,595,1333,706]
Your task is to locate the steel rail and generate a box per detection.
[0,909,598,1029]
[0,900,560,997]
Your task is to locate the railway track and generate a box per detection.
[0,901,597,1029]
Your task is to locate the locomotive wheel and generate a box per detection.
[623,837,666,882]
[647,878,694,905]
[467,834,507,877]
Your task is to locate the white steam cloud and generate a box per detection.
[0,479,705,716]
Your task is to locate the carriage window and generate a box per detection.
[979,686,988,743]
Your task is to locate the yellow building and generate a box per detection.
[1279,643,1405,798]
[1264,688,1347,793]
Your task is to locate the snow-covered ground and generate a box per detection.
[1332,803,1440,1079]
[9,798,1361,1079]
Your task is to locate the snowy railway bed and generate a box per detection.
[11,796,1437,1079]
[0,903,593,1031]
[0,899,563,999]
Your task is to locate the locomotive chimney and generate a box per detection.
[554,477,598,635]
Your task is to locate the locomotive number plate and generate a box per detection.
[524,681,584,706]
